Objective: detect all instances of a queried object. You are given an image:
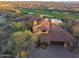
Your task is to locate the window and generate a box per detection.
[34,20,37,25]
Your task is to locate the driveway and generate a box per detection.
[29,45,79,58]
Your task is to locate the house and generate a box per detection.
[32,16,74,47]
[32,15,63,33]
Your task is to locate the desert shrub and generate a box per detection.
[2,30,37,57]
[10,22,24,32]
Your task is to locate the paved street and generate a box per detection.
[29,45,79,58]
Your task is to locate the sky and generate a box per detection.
[0,0,79,1]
